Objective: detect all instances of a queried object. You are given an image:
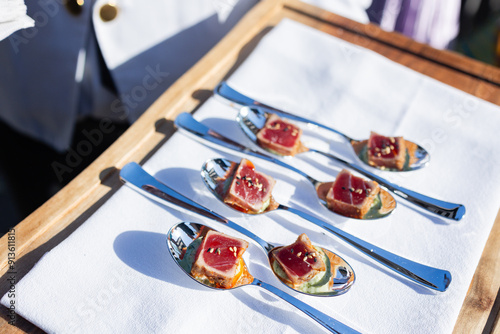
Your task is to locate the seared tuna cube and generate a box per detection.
[271,234,326,287]
[223,158,276,213]
[256,114,302,156]
[367,131,406,170]
[191,230,249,289]
[326,169,380,219]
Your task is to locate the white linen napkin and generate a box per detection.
[0,0,34,41]
[3,19,500,334]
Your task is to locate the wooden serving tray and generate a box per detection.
[1,0,499,332]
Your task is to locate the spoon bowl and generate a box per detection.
[167,221,254,290]
[167,221,359,333]
[217,81,430,171]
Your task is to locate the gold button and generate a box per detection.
[100,3,118,22]
[65,0,84,16]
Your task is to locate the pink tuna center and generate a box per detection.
[275,245,316,277]
[233,165,271,206]
[261,120,299,148]
[369,135,401,158]
[202,235,242,272]
[333,172,373,206]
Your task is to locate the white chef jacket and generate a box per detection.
[0,0,371,152]
[0,0,259,151]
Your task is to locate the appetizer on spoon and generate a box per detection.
[215,81,430,171]
[121,162,354,297]
[120,162,451,291]
[209,155,395,219]
[174,112,465,221]
[197,158,451,291]
[168,222,358,333]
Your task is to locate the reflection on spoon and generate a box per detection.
[174,112,466,221]
[196,158,451,291]
[167,222,359,334]
[215,81,430,171]
[120,162,354,297]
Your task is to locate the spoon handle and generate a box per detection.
[251,278,360,334]
[279,205,451,292]
[119,162,274,252]
[215,82,351,141]
[309,149,466,221]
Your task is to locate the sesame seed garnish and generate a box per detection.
[297,252,302,257]
[390,137,395,143]
[303,256,308,262]
[349,187,355,192]
[209,248,214,253]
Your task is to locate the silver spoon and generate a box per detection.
[196,157,451,292]
[167,222,359,334]
[215,81,430,171]
[120,162,354,297]
[174,112,466,221]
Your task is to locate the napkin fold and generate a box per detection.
[0,0,34,41]
[3,19,500,334]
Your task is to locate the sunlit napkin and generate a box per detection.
[4,19,500,334]
[0,0,33,41]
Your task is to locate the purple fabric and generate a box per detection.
[394,0,416,37]
[366,0,387,24]
[372,0,460,49]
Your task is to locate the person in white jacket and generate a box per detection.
[0,0,260,152]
